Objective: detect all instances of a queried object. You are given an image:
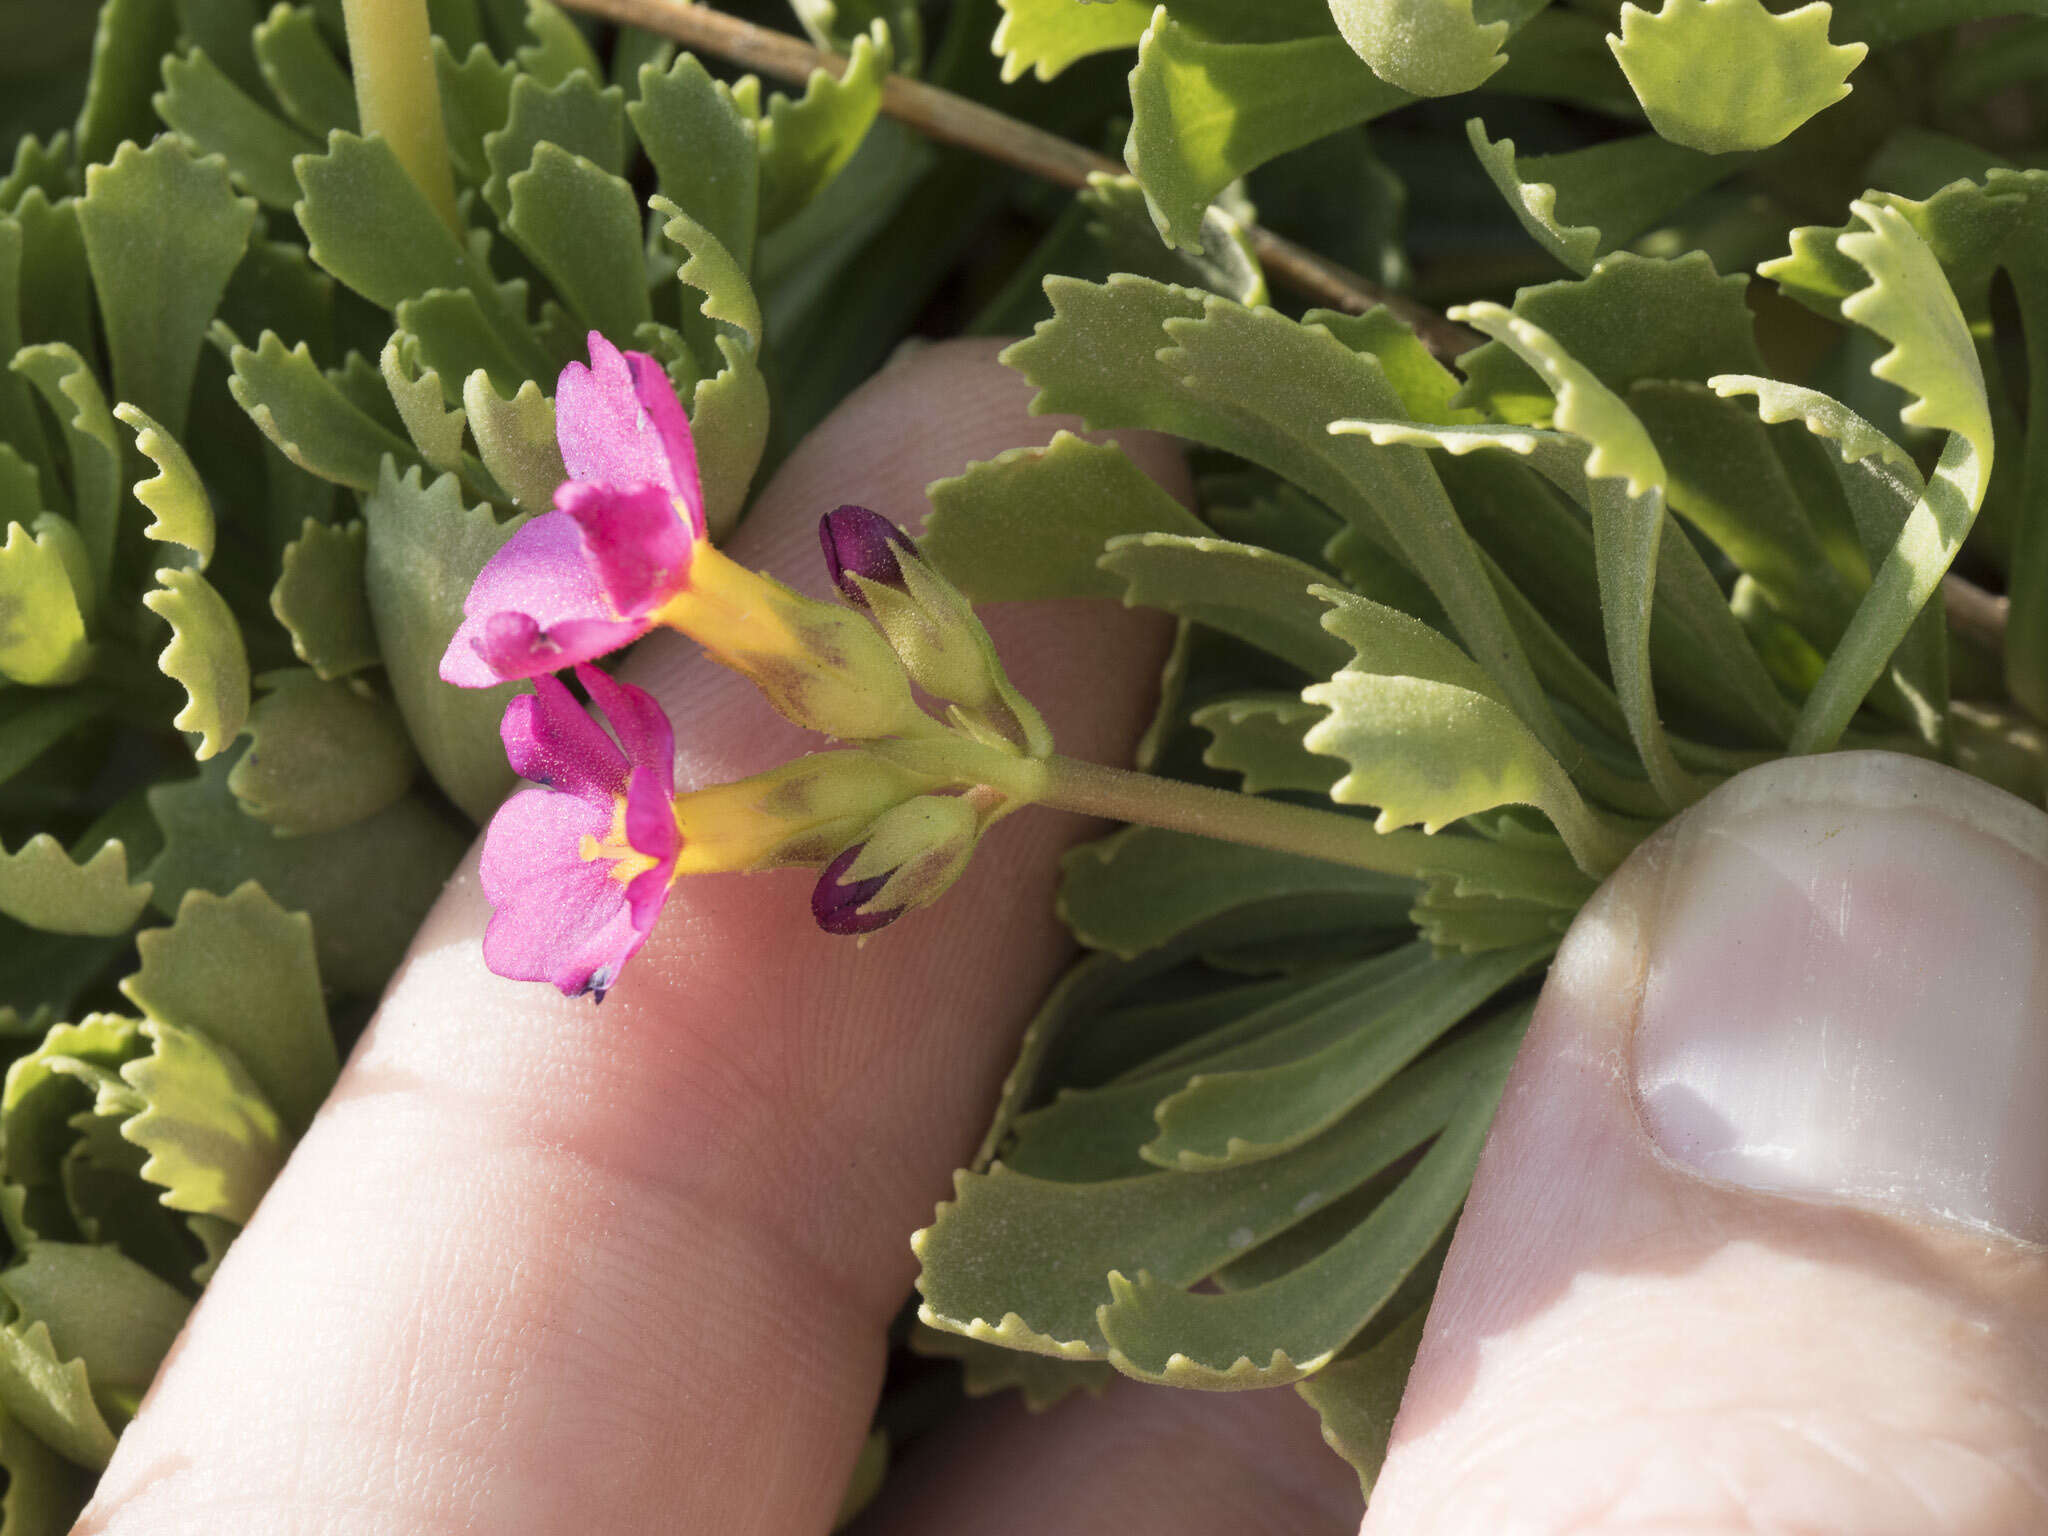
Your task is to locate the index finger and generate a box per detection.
[83,340,1186,1535]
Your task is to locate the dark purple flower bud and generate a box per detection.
[820,505,919,606]
[811,844,906,935]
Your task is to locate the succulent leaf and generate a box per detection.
[1608,0,1866,154]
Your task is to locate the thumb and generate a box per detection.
[1366,751,2048,1534]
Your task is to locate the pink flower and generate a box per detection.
[440,333,706,688]
[479,664,681,999]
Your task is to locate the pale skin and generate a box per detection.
[80,343,2048,1535]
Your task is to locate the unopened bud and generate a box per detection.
[817,509,1052,758]
[809,792,989,936]
[812,844,903,935]
[820,505,917,605]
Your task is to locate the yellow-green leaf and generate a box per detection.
[141,566,250,760]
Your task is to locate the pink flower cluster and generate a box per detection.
[442,334,707,999]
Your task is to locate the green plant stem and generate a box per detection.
[340,0,461,236]
[1032,755,1597,902]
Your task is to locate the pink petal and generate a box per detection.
[626,350,705,538]
[479,786,648,997]
[624,763,681,865]
[439,511,648,687]
[622,860,674,934]
[554,480,697,619]
[501,673,627,799]
[557,332,704,532]
[576,663,676,789]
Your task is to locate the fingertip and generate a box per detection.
[1369,753,2048,1534]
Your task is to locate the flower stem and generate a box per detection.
[340,0,461,237]
[1034,756,1596,906]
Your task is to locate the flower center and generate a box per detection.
[579,795,661,885]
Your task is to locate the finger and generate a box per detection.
[857,1380,1361,1536]
[85,339,1187,1536]
[1365,752,2048,1534]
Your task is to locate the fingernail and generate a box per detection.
[1634,751,2048,1243]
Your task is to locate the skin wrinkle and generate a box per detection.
[85,341,1269,1536]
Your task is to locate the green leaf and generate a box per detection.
[0,1242,188,1446]
[756,24,891,233]
[0,522,89,688]
[1328,0,1538,96]
[2,1014,143,1198]
[505,143,651,342]
[170,0,269,99]
[994,0,1150,81]
[0,225,54,507]
[650,199,766,538]
[1191,695,1343,795]
[218,326,419,491]
[0,1315,116,1471]
[1127,15,1409,251]
[0,1398,95,1533]
[121,881,334,1133]
[252,4,357,138]
[270,518,377,679]
[1303,589,1631,873]
[1453,250,1765,422]
[1786,202,1992,753]
[1058,826,1418,960]
[0,838,150,938]
[156,46,323,209]
[113,404,215,570]
[228,671,418,836]
[361,461,524,822]
[1466,119,1732,276]
[1080,173,1268,307]
[514,0,602,86]
[1307,308,1480,428]
[922,431,1207,601]
[0,135,74,217]
[294,132,549,376]
[1158,298,1568,753]
[145,754,467,995]
[1294,1309,1426,1498]
[1096,1013,1517,1385]
[74,0,180,168]
[462,370,563,511]
[11,192,93,361]
[1143,945,1543,1168]
[119,1016,288,1225]
[481,68,626,221]
[9,344,118,601]
[141,566,250,761]
[914,1008,1514,1362]
[378,332,467,479]
[1099,534,1351,676]
[629,53,759,272]
[1450,302,1705,809]
[907,1322,1114,1410]
[1608,0,1866,154]
[435,38,516,187]
[77,137,256,438]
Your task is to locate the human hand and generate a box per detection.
[78,345,2048,1535]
